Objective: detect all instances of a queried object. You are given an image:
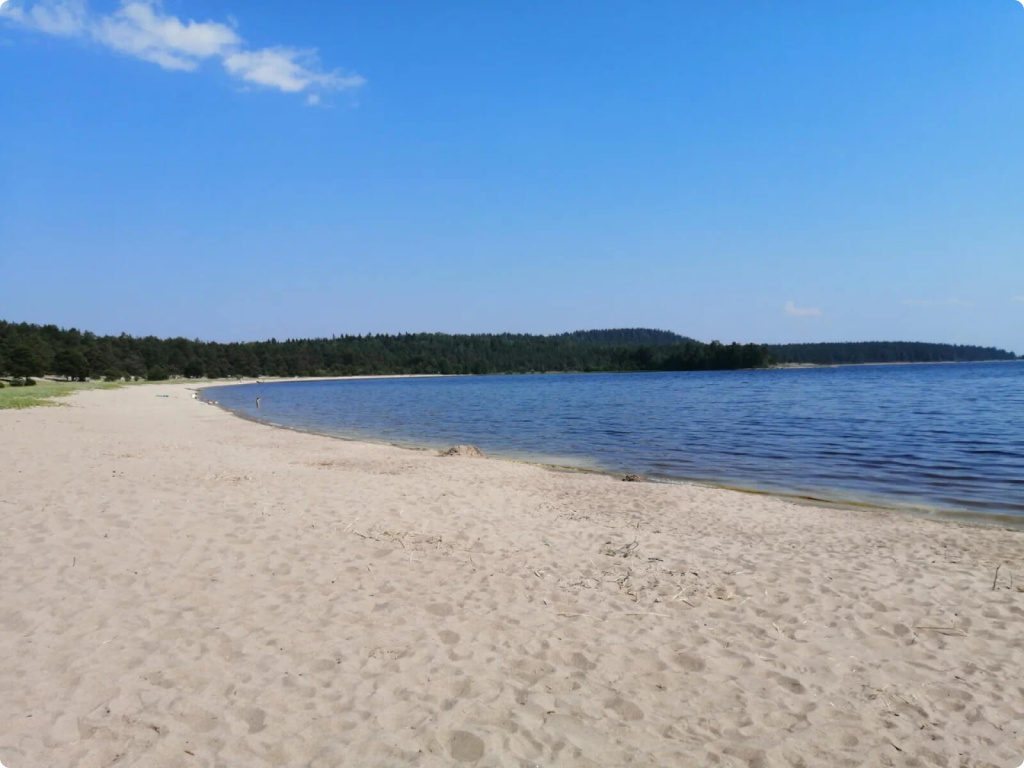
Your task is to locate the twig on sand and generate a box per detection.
[670,592,696,608]
[623,612,670,618]
[990,564,1012,591]
[557,613,604,621]
[914,625,967,636]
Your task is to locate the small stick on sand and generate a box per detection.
[670,592,697,608]
[914,625,967,636]
[992,564,1001,591]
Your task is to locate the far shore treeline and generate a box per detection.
[0,321,1016,381]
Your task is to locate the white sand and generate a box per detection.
[1,383,1022,767]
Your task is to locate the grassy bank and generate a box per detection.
[0,380,132,410]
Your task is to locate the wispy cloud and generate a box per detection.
[1,0,85,35]
[224,48,363,93]
[1013,296,1024,303]
[903,298,973,308]
[0,0,364,98]
[784,301,822,318]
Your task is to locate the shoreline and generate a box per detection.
[2,383,1022,767]
[771,358,1021,370]
[200,379,1024,532]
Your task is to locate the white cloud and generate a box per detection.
[0,0,363,97]
[1013,296,1024,303]
[784,301,822,318]
[93,2,239,72]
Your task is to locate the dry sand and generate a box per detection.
[1,383,1022,768]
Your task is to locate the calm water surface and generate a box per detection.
[205,363,1024,521]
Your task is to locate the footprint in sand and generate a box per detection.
[773,674,806,695]
[449,731,486,762]
[673,652,706,672]
[241,707,266,734]
[604,697,644,721]
[570,652,596,671]
[439,630,460,645]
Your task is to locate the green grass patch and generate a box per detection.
[0,379,133,410]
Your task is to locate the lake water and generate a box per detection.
[204,363,1024,522]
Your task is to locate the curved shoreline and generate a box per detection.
[4,381,1023,766]
[200,381,1024,531]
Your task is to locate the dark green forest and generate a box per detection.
[763,342,1018,365]
[0,321,1015,381]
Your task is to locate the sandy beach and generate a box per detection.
[1,383,1022,768]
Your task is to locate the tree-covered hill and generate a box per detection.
[556,328,695,346]
[0,321,1015,381]
[0,322,768,380]
[766,342,1017,365]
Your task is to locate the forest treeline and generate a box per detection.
[763,342,1017,365]
[0,322,764,379]
[0,321,1015,381]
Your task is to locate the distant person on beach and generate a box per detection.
[255,397,261,409]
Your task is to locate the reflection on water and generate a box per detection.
[206,362,1024,520]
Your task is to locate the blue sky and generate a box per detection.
[1,1,1023,351]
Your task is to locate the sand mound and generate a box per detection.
[440,444,485,458]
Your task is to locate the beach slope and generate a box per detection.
[0,384,1021,767]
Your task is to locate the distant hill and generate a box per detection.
[556,328,696,346]
[766,341,1017,366]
